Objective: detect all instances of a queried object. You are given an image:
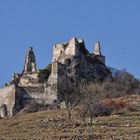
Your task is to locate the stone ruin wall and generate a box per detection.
[0,85,16,118]
[52,38,82,64]
[52,44,65,62]
[19,72,39,86]
[48,61,68,102]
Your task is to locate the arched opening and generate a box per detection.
[0,104,7,118]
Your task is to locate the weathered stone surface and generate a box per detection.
[0,85,16,117]
[94,41,101,55]
[49,37,110,103]
[93,42,105,64]
[51,38,109,80]
[19,72,38,86]
[23,47,37,74]
[21,83,56,105]
[52,38,84,63]
[10,73,20,85]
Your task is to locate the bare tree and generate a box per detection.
[59,80,81,120]
[108,68,140,97]
[80,82,104,126]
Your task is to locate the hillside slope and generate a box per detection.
[0,96,139,140]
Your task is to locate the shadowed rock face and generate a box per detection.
[23,47,37,74]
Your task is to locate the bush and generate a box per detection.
[38,63,52,82]
[102,98,128,114]
[102,69,140,98]
[79,103,112,122]
[93,104,112,117]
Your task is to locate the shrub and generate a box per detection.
[102,69,140,98]
[102,98,128,114]
[93,104,112,117]
[38,63,52,82]
[79,103,112,123]
[80,82,105,125]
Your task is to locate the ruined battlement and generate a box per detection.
[52,38,84,63]
[52,37,105,64]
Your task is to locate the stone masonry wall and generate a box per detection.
[0,85,16,117]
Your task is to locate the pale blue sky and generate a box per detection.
[0,0,140,86]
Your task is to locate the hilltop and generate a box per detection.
[0,37,110,118]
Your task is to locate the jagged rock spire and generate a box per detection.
[23,47,37,74]
[94,41,101,55]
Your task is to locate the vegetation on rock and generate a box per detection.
[38,63,52,82]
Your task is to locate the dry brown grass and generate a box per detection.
[0,95,139,140]
[102,95,140,114]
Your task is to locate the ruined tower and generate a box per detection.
[94,42,105,64]
[23,47,37,74]
[94,41,101,55]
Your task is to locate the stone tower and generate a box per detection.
[94,41,101,55]
[23,47,37,74]
[94,41,105,64]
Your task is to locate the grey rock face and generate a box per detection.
[23,47,37,74]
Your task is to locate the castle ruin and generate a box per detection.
[0,37,110,118]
